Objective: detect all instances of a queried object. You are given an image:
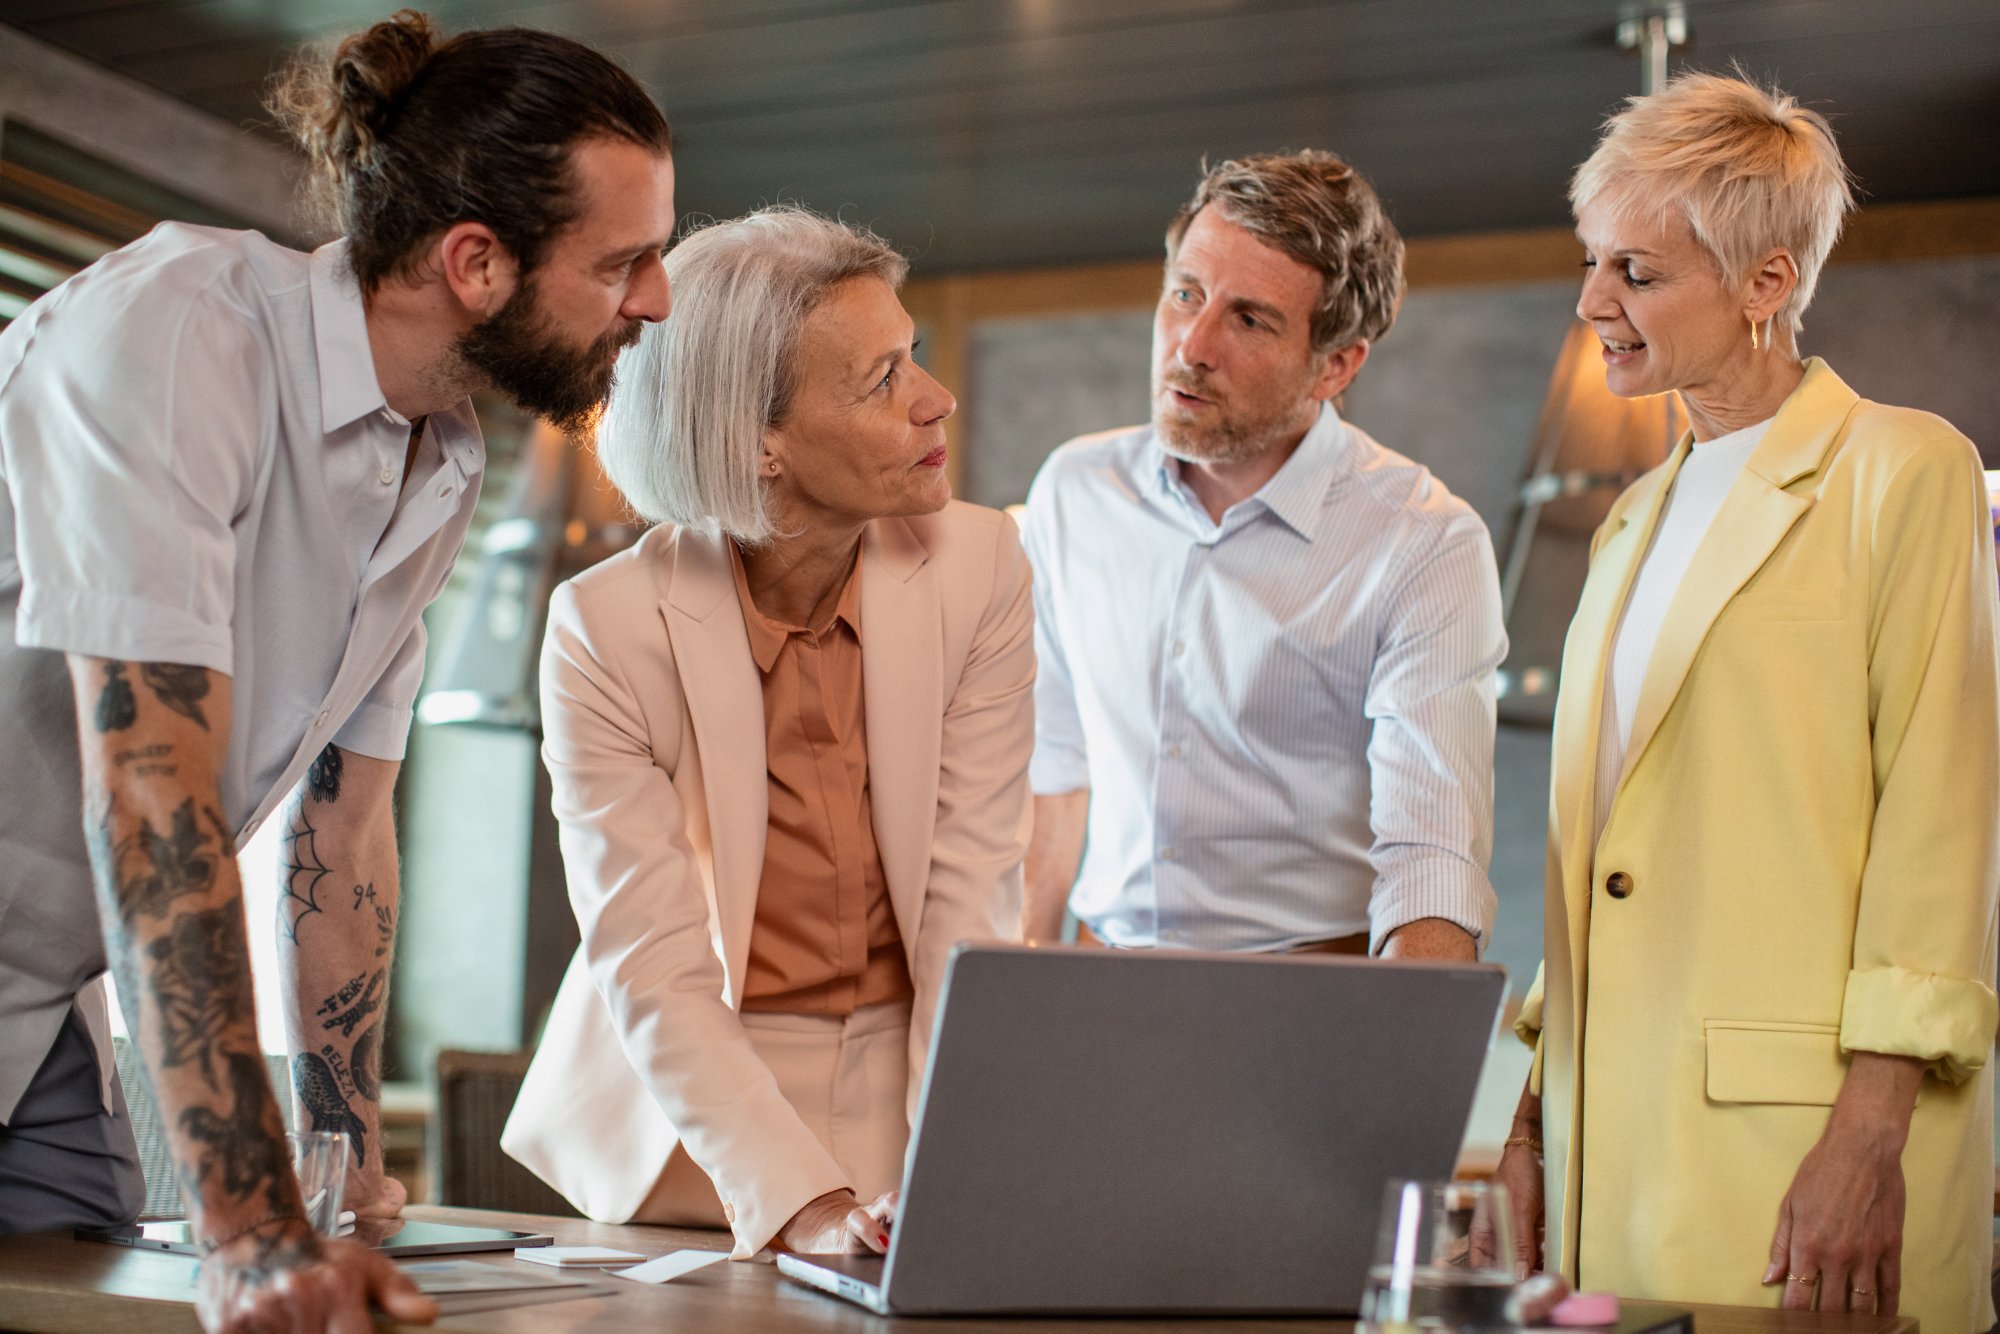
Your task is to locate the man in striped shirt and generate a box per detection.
[1021,151,1506,961]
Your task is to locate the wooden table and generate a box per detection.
[0,1205,1920,1333]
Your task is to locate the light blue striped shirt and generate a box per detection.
[1023,403,1505,953]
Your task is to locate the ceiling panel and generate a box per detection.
[3,0,1996,272]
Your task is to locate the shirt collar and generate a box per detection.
[728,541,865,673]
[309,239,392,435]
[310,239,485,475]
[1142,400,1349,542]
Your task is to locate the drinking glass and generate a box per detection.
[1358,1179,1516,1330]
[287,1131,350,1236]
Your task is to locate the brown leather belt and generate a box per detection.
[1072,921,1368,956]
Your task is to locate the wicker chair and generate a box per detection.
[429,1049,577,1216]
[113,1036,295,1220]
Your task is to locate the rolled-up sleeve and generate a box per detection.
[1362,512,1508,953]
[1840,429,2000,1084]
[1022,459,1089,794]
[3,273,261,673]
[331,620,425,761]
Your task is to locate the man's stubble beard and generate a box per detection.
[1151,373,1318,467]
[453,273,643,435]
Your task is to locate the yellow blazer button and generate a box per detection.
[1605,871,1633,899]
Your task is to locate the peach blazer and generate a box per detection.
[502,501,1033,1256]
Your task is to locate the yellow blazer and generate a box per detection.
[502,502,1033,1256]
[1517,360,1999,1332]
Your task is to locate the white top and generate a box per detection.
[1593,417,1771,841]
[1022,402,1507,953]
[0,223,485,1120]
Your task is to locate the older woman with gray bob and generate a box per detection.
[1501,73,1998,1332]
[501,207,1034,1261]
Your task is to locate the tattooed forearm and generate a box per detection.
[95,661,137,732]
[140,663,212,731]
[293,1048,367,1164]
[278,802,330,944]
[178,1051,293,1218]
[314,969,384,1040]
[146,907,253,1090]
[102,798,222,923]
[306,743,343,804]
[113,742,177,778]
[349,1024,381,1103]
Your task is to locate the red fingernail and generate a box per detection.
[878,1232,889,1247]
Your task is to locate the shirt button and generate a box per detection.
[378,465,396,485]
[315,710,331,729]
[1165,743,1183,759]
[1605,871,1634,899]
[1171,641,1186,657]
[1159,847,1176,863]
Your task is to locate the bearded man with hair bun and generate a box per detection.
[0,11,673,1331]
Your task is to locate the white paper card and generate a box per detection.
[612,1250,729,1284]
[514,1245,646,1267]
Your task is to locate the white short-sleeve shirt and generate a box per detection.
[0,223,485,1121]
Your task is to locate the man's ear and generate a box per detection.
[1311,339,1370,402]
[435,221,517,320]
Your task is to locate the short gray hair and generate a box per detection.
[1570,71,1855,337]
[597,205,909,541]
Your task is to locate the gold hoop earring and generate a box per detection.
[1748,314,1760,352]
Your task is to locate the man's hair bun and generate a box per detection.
[270,10,437,177]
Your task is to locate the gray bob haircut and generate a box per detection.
[597,205,909,541]
[1570,71,1855,337]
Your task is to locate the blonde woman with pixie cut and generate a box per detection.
[1498,73,1998,1331]
[501,207,1033,1260]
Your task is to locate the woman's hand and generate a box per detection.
[1486,1076,1547,1280]
[777,1188,900,1255]
[1492,1139,1547,1280]
[1762,1052,1923,1315]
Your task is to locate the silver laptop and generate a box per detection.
[778,942,1505,1315]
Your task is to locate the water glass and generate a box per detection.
[1359,1179,1516,1330]
[287,1131,350,1236]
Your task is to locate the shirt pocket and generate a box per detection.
[1703,1019,1846,1106]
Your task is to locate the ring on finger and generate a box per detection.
[1787,1274,1817,1284]
[1851,1287,1873,1296]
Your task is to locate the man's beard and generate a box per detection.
[1151,370,1311,466]
[454,276,643,434]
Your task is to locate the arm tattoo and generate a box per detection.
[314,969,384,1040]
[178,1050,293,1217]
[95,661,137,732]
[292,1048,367,1164]
[349,1024,382,1102]
[106,799,221,922]
[278,804,330,944]
[146,907,252,1091]
[140,663,212,731]
[306,744,343,804]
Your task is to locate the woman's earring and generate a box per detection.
[1748,314,1760,352]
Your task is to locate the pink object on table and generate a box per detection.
[1549,1291,1621,1327]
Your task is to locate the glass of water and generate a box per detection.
[1359,1179,1516,1330]
[287,1131,350,1236]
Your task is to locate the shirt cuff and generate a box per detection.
[1838,964,1998,1085]
[16,584,231,675]
[1029,744,1088,795]
[1366,858,1495,955]
[331,700,415,761]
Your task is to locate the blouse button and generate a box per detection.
[1605,871,1633,899]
